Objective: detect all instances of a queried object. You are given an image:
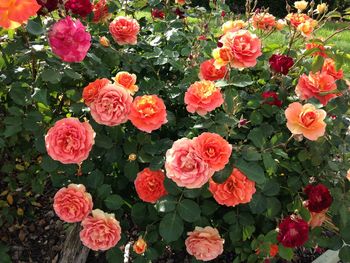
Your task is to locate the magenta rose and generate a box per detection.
[269,54,294,75]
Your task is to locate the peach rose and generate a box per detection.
[99,36,110,47]
[285,102,326,141]
[165,138,214,189]
[80,209,121,251]
[45,118,95,164]
[199,59,227,81]
[134,168,168,203]
[309,210,327,229]
[185,226,224,261]
[128,95,167,133]
[276,19,286,30]
[322,58,344,80]
[82,78,110,106]
[297,20,317,38]
[184,80,224,116]
[113,71,139,95]
[193,132,232,171]
[53,184,93,223]
[109,16,140,45]
[221,20,247,34]
[209,168,256,206]
[90,84,133,126]
[286,13,310,28]
[133,237,147,254]
[251,12,276,31]
[214,30,262,69]
[212,47,233,68]
[295,72,338,106]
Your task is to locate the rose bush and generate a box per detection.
[1,0,350,262]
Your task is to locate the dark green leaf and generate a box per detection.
[104,194,124,210]
[159,212,184,242]
[177,199,201,222]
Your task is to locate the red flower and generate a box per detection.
[221,11,226,17]
[304,184,332,213]
[277,216,309,248]
[151,8,165,19]
[269,54,294,75]
[65,0,93,17]
[37,0,59,15]
[199,59,227,81]
[262,91,282,107]
[92,0,110,23]
[175,8,185,19]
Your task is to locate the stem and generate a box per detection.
[287,29,297,56]
[324,25,350,43]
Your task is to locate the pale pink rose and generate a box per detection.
[185,226,224,261]
[109,16,140,45]
[80,209,122,251]
[165,138,214,189]
[53,184,93,223]
[90,84,133,126]
[48,16,91,63]
[309,210,327,229]
[45,118,95,164]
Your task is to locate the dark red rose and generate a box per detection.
[269,54,294,75]
[262,91,282,107]
[37,0,59,15]
[304,184,332,213]
[151,8,165,19]
[221,11,226,17]
[65,0,93,17]
[175,8,185,19]
[277,216,309,248]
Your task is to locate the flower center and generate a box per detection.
[300,110,317,127]
[137,96,157,117]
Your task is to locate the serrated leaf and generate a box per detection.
[177,199,201,222]
[159,212,184,242]
[104,194,124,210]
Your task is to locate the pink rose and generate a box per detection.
[185,226,224,261]
[53,184,93,223]
[45,118,95,164]
[48,16,91,63]
[90,84,133,126]
[165,138,214,189]
[109,16,140,45]
[80,209,121,251]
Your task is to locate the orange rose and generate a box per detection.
[322,58,344,80]
[212,47,233,68]
[269,244,279,257]
[297,20,317,38]
[276,19,286,30]
[295,72,338,106]
[305,42,328,57]
[199,59,227,81]
[133,237,147,254]
[285,102,326,141]
[221,20,247,34]
[286,13,310,28]
[251,12,276,31]
[82,78,110,105]
[113,71,139,95]
[175,0,186,5]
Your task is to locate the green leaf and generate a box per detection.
[123,162,139,181]
[155,196,177,213]
[159,212,184,242]
[311,55,325,73]
[278,245,294,261]
[235,159,266,184]
[106,247,123,263]
[104,194,124,210]
[248,128,266,148]
[232,75,254,88]
[212,163,233,183]
[242,225,255,241]
[262,179,280,196]
[262,153,277,176]
[41,155,59,173]
[339,246,350,262]
[41,68,62,84]
[249,193,267,214]
[95,133,113,149]
[177,199,201,222]
[26,19,44,35]
[32,88,48,105]
[242,147,262,161]
[87,169,104,189]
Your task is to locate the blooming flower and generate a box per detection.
[294,1,308,11]
[221,20,247,34]
[309,211,327,229]
[297,19,317,38]
[45,118,95,164]
[133,237,147,254]
[184,80,224,116]
[165,138,214,189]
[113,71,139,95]
[305,42,328,57]
[199,59,227,81]
[109,16,140,45]
[269,54,294,75]
[275,19,286,30]
[92,0,110,23]
[82,78,111,106]
[286,13,310,28]
[90,84,133,126]
[151,8,165,19]
[134,168,167,203]
[53,184,93,223]
[65,0,93,17]
[316,3,328,14]
[185,226,224,261]
[175,0,186,5]
[304,184,332,212]
[251,12,276,31]
[0,0,40,29]
[209,168,256,207]
[322,58,344,80]
[48,16,91,63]
[277,216,309,248]
[80,209,121,251]
[295,71,338,106]
[285,102,326,141]
[262,91,282,107]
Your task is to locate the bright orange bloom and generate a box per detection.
[113,71,139,95]
[0,0,40,29]
[133,237,147,254]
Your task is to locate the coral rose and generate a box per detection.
[304,184,332,212]
[80,209,121,251]
[277,215,309,248]
[199,59,227,81]
[0,0,40,29]
[45,118,95,164]
[175,0,186,5]
[269,54,294,75]
[209,168,256,207]
[109,16,140,45]
[285,102,326,141]
[165,138,214,189]
[295,72,338,106]
[262,91,282,107]
[286,13,310,28]
[193,132,232,171]
[214,30,262,69]
[221,20,247,34]
[322,58,344,80]
[48,16,91,63]
[65,0,92,17]
[133,237,147,254]
[82,78,110,106]
[185,226,224,261]
[251,12,276,31]
[92,0,110,23]
[90,84,133,126]
[305,42,328,57]
[53,184,93,223]
[184,80,224,116]
[309,211,327,229]
[128,95,167,133]
[134,168,167,203]
[113,71,139,95]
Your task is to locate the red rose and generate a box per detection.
[304,184,332,212]
[37,0,59,15]
[277,216,309,248]
[199,59,227,81]
[269,54,294,75]
[65,0,92,17]
[262,91,282,107]
[221,11,226,17]
[151,8,165,19]
[175,8,185,19]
